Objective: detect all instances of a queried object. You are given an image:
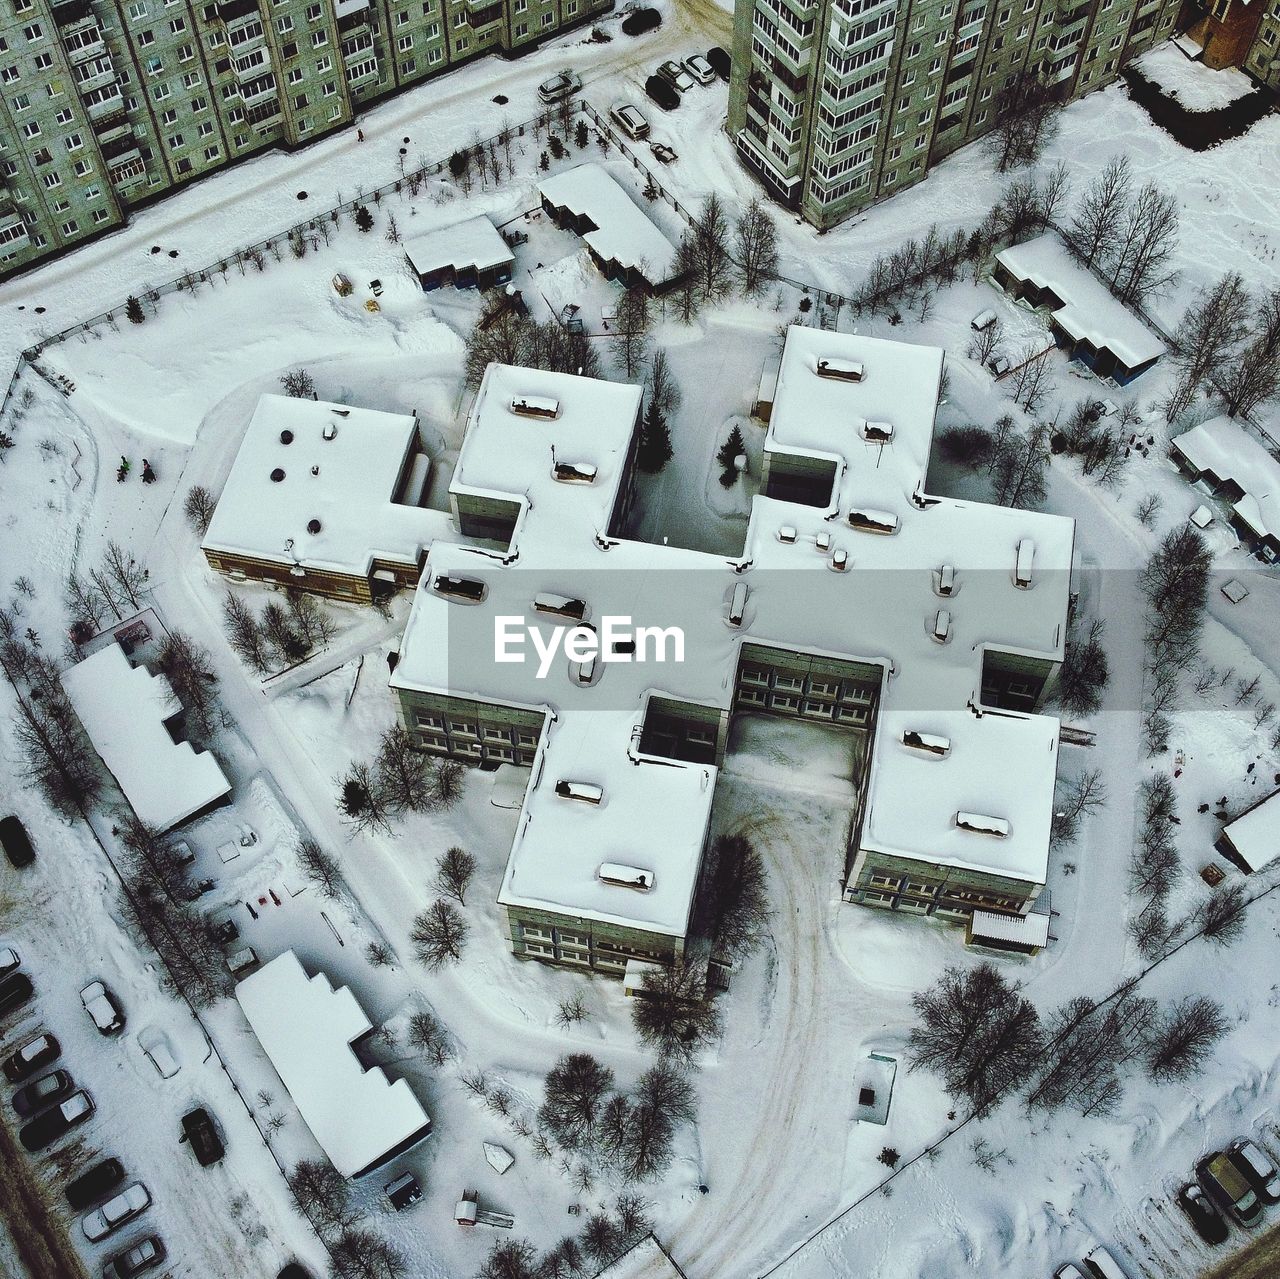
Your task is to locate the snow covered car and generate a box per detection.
[644,75,680,111]
[1229,1139,1280,1204]
[12,1069,74,1118]
[81,980,125,1035]
[20,1090,94,1151]
[683,53,716,85]
[0,945,19,977]
[3,1032,60,1082]
[1081,1246,1129,1279]
[1053,1266,1087,1279]
[138,1028,180,1079]
[609,102,650,140]
[1176,1183,1228,1245]
[105,1235,166,1278]
[537,70,581,104]
[180,1106,225,1166]
[657,59,694,92]
[65,1158,126,1210]
[82,1182,151,1242]
[649,142,677,163]
[0,972,33,1017]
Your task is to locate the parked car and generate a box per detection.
[13,1069,74,1118]
[650,141,677,163]
[20,1090,94,1151]
[81,981,125,1035]
[1199,1152,1264,1227]
[621,6,661,34]
[1053,1266,1087,1279]
[0,946,20,977]
[180,1106,225,1166]
[0,815,35,868]
[138,1028,180,1079]
[0,971,34,1017]
[706,45,731,80]
[537,70,581,103]
[1177,1183,1228,1245]
[278,1265,313,1279]
[82,1182,151,1242]
[385,1171,422,1210]
[657,59,694,92]
[683,53,716,85]
[609,102,650,140]
[1229,1139,1280,1204]
[644,75,680,111]
[1081,1244,1129,1279]
[105,1235,166,1278]
[66,1157,126,1210]
[4,1032,60,1082]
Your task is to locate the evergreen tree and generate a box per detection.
[637,398,672,473]
[125,295,145,324]
[354,205,374,233]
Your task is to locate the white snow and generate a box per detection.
[203,394,450,581]
[995,233,1167,371]
[235,950,432,1178]
[60,641,231,831]
[1171,414,1280,546]
[537,163,680,285]
[1134,43,1258,112]
[403,214,515,280]
[1218,788,1280,873]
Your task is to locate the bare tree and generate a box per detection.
[330,1228,407,1279]
[734,198,779,295]
[261,600,308,664]
[631,963,722,1063]
[689,193,733,302]
[1220,288,1280,418]
[610,286,652,379]
[968,317,1004,367]
[1144,996,1227,1082]
[296,835,342,899]
[1065,155,1132,269]
[1006,346,1055,414]
[279,368,316,399]
[287,1158,357,1236]
[988,71,1061,172]
[156,629,220,742]
[223,591,271,674]
[286,590,336,650]
[407,1009,451,1064]
[103,541,148,610]
[65,573,105,630]
[430,757,466,810]
[705,832,770,959]
[411,898,468,969]
[479,1238,538,1279]
[1165,273,1252,422]
[336,759,394,834]
[990,422,1050,508]
[538,1052,614,1151]
[556,992,587,1029]
[434,845,477,904]
[1135,492,1162,528]
[376,725,434,812]
[1192,882,1247,946]
[183,485,217,533]
[1108,182,1180,306]
[647,348,682,418]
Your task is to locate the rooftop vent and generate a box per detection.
[322,423,338,441]
[270,468,286,483]
[310,465,319,476]
[830,548,849,572]
[815,532,832,553]
[533,593,586,622]
[931,609,951,643]
[861,420,894,444]
[576,654,597,685]
[848,508,899,535]
[279,429,294,445]
[510,394,559,420]
[727,582,748,626]
[555,780,603,804]
[553,461,597,484]
[955,811,1010,838]
[598,862,655,891]
[306,518,322,535]
[937,564,956,596]
[433,574,486,602]
[1014,538,1035,588]
[902,730,951,758]
[331,409,350,418]
[778,526,797,544]
[816,357,864,383]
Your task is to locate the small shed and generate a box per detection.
[853,1052,897,1125]
[1216,788,1280,874]
[404,215,515,292]
[965,908,1051,955]
[753,355,781,422]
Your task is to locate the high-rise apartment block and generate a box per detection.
[727,0,1198,229]
[0,0,609,277]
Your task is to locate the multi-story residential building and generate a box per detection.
[726,0,1186,229]
[388,327,1076,974]
[1184,0,1280,87]
[0,0,609,278]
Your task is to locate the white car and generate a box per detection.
[609,102,650,140]
[683,53,716,84]
[138,1028,180,1079]
[657,59,695,92]
[1082,1245,1129,1279]
[1230,1139,1280,1203]
[537,69,581,103]
[80,981,125,1035]
[0,946,18,977]
[81,1181,151,1242]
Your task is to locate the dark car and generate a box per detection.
[20,1090,94,1151]
[1177,1183,1228,1245]
[621,6,660,35]
[278,1265,312,1279]
[707,45,731,80]
[180,1107,225,1166]
[66,1157,126,1210]
[3,1032,60,1083]
[13,1069,74,1118]
[644,75,680,111]
[0,816,35,868]
[0,971,34,1017]
[105,1236,166,1279]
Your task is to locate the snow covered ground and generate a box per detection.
[2,26,1280,1279]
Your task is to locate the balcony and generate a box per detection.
[234,51,273,83]
[87,91,127,127]
[217,0,261,22]
[108,152,146,189]
[52,0,94,28]
[66,33,107,64]
[238,71,277,102]
[75,63,118,94]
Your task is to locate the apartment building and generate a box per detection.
[726,0,1184,229]
[0,0,609,278]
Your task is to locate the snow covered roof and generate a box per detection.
[61,642,231,832]
[995,234,1166,370]
[592,1235,685,1279]
[403,214,514,278]
[969,908,1051,948]
[202,394,450,580]
[1220,788,1280,872]
[235,951,431,1178]
[537,163,679,283]
[1171,415,1280,542]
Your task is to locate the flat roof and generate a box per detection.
[538,163,679,283]
[1172,415,1280,542]
[235,951,431,1178]
[969,907,1051,947]
[403,214,514,278]
[203,394,450,580]
[61,643,230,832]
[1221,788,1280,872]
[996,233,1166,370]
